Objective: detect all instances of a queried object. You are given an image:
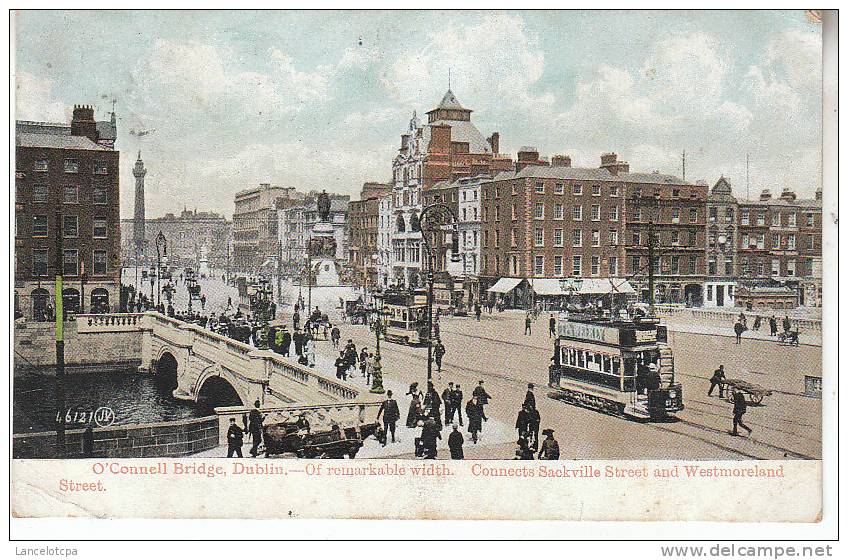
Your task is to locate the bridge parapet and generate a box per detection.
[76,313,145,333]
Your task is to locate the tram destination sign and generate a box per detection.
[558,321,619,345]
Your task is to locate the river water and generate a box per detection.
[13,369,207,434]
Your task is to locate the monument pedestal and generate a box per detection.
[310,221,340,287]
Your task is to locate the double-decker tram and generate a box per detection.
[549,314,684,420]
[379,288,429,346]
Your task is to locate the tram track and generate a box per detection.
[350,328,818,461]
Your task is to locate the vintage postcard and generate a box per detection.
[8,8,837,533]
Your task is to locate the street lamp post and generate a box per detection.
[370,291,385,394]
[155,232,167,307]
[419,203,460,384]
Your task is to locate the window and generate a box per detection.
[535,182,545,194]
[726,208,734,223]
[510,204,516,220]
[35,159,48,172]
[610,185,619,197]
[534,227,544,247]
[94,161,108,174]
[572,255,582,276]
[63,249,78,276]
[634,187,642,197]
[494,206,500,221]
[572,229,582,247]
[671,230,680,245]
[724,257,733,275]
[632,231,641,245]
[609,206,619,221]
[573,205,582,221]
[672,189,680,198]
[757,212,765,226]
[708,232,716,247]
[671,256,680,274]
[709,207,717,222]
[787,260,796,276]
[64,159,79,173]
[494,230,500,248]
[534,202,545,219]
[93,218,108,239]
[609,230,618,246]
[634,208,642,222]
[32,215,48,237]
[772,234,780,249]
[689,231,697,246]
[773,211,781,226]
[33,249,49,276]
[511,228,517,247]
[742,233,749,247]
[33,185,48,203]
[93,250,108,275]
[788,212,797,227]
[554,203,564,220]
[708,257,717,275]
[63,186,78,204]
[756,233,765,249]
[788,234,796,250]
[806,213,814,227]
[772,259,780,276]
[740,257,750,276]
[591,256,600,276]
[62,216,79,237]
[591,185,601,196]
[591,230,600,247]
[573,184,582,195]
[554,183,564,195]
[608,256,618,276]
[554,229,563,247]
[689,208,698,222]
[590,205,600,221]
[741,210,750,225]
[554,256,563,276]
[631,255,641,274]
[534,255,544,276]
[511,183,517,195]
[688,256,697,274]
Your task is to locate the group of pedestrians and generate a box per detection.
[733,312,796,344]
[707,364,754,438]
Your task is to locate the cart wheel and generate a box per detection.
[750,393,764,405]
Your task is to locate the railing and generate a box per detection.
[654,305,822,333]
[76,313,145,333]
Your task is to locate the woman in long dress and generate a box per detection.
[305,336,316,368]
[406,393,423,428]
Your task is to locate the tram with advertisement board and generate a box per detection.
[548,314,684,419]
[379,288,429,346]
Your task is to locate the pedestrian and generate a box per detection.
[475,303,481,321]
[331,325,341,348]
[305,336,316,368]
[406,392,423,428]
[524,383,536,410]
[769,315,778,337]
[293,310,300,331]
[280,328,292,357]
[377,390,400,445]
[335,351,347,380]
[549,313,556,338]
[538,429,560,460]
[433,339,446,373]
[293,329,304,357]
[200,294,206,310]
[421,416,441,459]
[524,313,532,335]
[365,352,375,386]
[752,315,762,331]
[226,418,244,458]
[527,405,540,450]
[734,321,744,344]
[472,380,491,415]
[452,384,464,426]
[448,423,464,459]
[738,312,747,329]
[359,347,368,379]
[708,365,727,397]
[515,437,534,460]
[442,382,455,424]
[783,315,792,334]
[515,403,532,443]
[227,296,232,309]
[465,396,486,444]
[731,389,753,437]
[248,400,263,457]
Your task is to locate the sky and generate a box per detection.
[14,10,822,219]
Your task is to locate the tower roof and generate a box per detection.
[427,89,471,115]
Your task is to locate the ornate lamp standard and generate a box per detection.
[369,289,386,394]
[155,231,167,307]
[419,203,460,383]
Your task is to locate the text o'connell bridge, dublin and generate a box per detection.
[13,313,382,459]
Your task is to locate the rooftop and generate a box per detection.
[488,164,689,185]
[16,131,111,152]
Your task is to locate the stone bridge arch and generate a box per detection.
[193,364,250,412]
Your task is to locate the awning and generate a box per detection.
[527,279,565,296]
[487,277,524,294]
[579,278,635,294]
[526,278,636,296]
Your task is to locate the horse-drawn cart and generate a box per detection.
[723,378,773,405]
[263,419,384,459]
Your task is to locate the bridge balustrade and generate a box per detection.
[76,313,145,333]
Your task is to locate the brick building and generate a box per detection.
[384,89,512,288]
[15,106,121,320]
[480,151,705,305]
[703,176,738,307]
[232,183,304,272]
[348,182,391,287]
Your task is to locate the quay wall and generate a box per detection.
[13,315,143,374]
[12,416,219,459]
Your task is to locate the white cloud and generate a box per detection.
[15,72,68,122]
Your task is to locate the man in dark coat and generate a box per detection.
[708,365,726,398]
[292,310,300,331]
[452,384,464,426]
[549,314,556,338]
[280,328,292,357]
[377,390,401,444]
[734,321,744,344]
[524,313,532,335]
[442,382,455,424]
[226,418,244,458]
[293,329,304,356]
[731,390,753,437]
[769,315,778,337]
[421,416,441,459]
[538,429,560,460]
[433,339,446,372]
[248,400,264,457]
[466,396,487,444]
[527,405,541,450]
[515,403,532,443]
[472,380,491,415]
[335,352,348,380]
[523,383,536,410]
[448,424,464,459]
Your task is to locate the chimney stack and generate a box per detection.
[760,189,772,201]
[780,187,797,202]
[487,132,500,154]
[599,152,629,175]
[551,155,572,167]
[71,104,99,143]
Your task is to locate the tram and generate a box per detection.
[379,288,429,345]
[548,314,683,420]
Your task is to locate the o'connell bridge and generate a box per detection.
[13,313,380,458]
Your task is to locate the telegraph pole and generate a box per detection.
[276,240,283,312]
[54,211,66,457]
[647,219,656,315]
